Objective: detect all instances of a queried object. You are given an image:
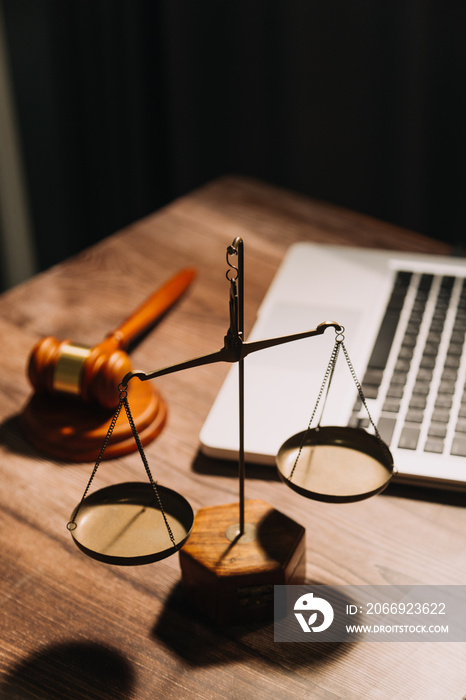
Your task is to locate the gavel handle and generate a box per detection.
[105,268,196,349]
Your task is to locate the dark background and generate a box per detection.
[2,0,466,285]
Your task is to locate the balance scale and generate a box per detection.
[67,238,394,625]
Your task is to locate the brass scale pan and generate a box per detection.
[69,482,194,566]
[276,426,394,504]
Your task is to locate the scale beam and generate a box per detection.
[121,321,342,387]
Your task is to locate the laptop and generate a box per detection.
[199,242,466,490]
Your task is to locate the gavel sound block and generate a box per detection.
[20,269,196,461]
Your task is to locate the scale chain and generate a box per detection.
[339,340,393,464]
[288,327,389,483]
[122,395,176,547]
[67,385,176,547]
[288,336,341,481]
[67,393,125,530]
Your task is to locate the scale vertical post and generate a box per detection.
[180,235,307,625]
[238,358,245,535]
[234,238,245,536]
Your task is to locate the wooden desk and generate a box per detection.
[0,177,465,699]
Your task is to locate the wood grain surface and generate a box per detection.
[0,176,464,700]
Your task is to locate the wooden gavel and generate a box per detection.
[27,268,196,410]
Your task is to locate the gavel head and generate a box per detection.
[27,336,132,410]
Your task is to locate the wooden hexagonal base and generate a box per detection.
[179,499,305,626]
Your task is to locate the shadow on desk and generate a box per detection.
[384,481,466,508]
[0,414,43,461]
[192,450,280,482]
[152,582,354,671]
[0,641,134,700]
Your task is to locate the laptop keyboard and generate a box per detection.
[350,271,466,457]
